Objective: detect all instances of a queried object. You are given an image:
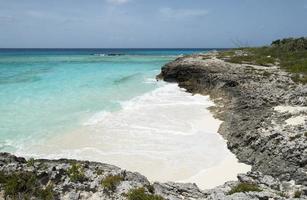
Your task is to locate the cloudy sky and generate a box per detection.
[0,0,307,48]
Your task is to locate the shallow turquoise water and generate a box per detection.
[0,49,209,151]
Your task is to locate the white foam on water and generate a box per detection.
[143,78,157,84]
[17,83,250,189]
[83,111,110,126]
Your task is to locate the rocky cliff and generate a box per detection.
[157,51,307,199]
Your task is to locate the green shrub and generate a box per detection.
[4,172,37,198]
[228,183,262,195]
[290,134,301,141]
[0,171,55,199]
[218,38,307,84]
[27,157,35,167]
[101,175,123,192]
[294,190,302,198]
[127,188,164,200]
[37,185,54,200]
[67,163,85,182]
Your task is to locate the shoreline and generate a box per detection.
[12,82,250,190]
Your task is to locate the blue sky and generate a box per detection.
[0,0,307,48]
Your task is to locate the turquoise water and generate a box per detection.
[0,49,210,152]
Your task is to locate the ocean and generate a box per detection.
[0,49,249,188]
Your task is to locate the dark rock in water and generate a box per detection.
[107,53,125,56]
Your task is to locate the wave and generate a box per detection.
[83,111,110,126]
[15,83,250,189]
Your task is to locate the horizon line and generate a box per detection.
[0,47,232,50]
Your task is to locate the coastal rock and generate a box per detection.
[158,52,307,197]
[0,153,304,199]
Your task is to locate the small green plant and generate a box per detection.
[4,172,37,198]
[227,183,262,195]
[290,134,301,141]
[127,188,164,200]
[37,184,54,200]
[294,190,302,198]
[0,171,55,199]
[101,175,123,192]
[67,163,85,182]
[27,157,35,167]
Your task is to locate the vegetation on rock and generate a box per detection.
[127,187,164,200]
[294,190,302,198]
[227,183,262,195]
[0,171,54,199]
[27,157,35,167]
[67,163,85,182]
[218,37,307,83]
[101,175,123,192]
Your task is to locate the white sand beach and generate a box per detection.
[17,83,251,189]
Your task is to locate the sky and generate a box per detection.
[0,0,307,48]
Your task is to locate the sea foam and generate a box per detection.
[17,83,250,189]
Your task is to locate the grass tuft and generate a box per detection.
[67,163,85,182]
[218,37,307,84]
[27,157,35,167]
[101,175,123,192]
[294,190,302,198]
[227,183,262,195]
[127,188,164,200]
[0,171,55,199]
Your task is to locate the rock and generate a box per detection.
[158,54,307,187]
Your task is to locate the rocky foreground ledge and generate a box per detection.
[1,51,307,199]
[0,152,305,200]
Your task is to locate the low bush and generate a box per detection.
[0,171,54,199]
[218,37,307,84]
[27,157,35,167]
[294,190,302,198]
[127,188,164,200]
[228,183,262,195]
[67,163,85,182]
[101,175,123,192]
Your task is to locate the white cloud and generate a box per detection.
[159,7,209,19]
[106,0,130,5]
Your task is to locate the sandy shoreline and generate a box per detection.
[15,83,250,189]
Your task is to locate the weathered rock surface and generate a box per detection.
[157,52,307,198]
[0,153,306,199]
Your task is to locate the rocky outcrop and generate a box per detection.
[157,52,307,197]
[0,153,305,199]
